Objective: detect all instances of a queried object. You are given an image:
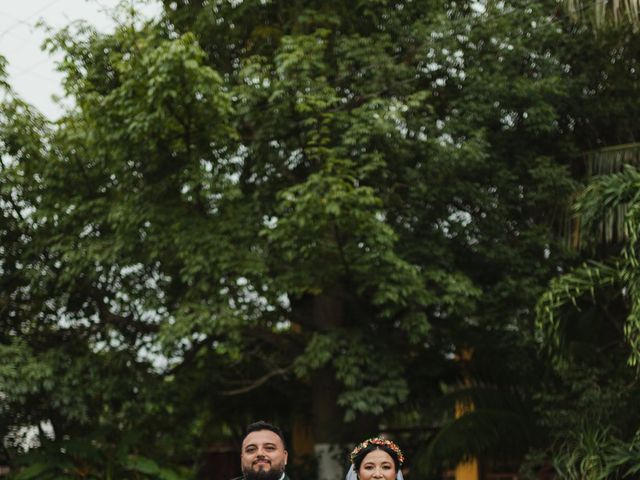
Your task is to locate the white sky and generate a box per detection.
[0,0,162,119]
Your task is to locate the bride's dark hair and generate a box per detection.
[353,444,401,472]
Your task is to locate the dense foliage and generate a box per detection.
[2,0,640,478]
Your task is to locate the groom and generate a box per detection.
[240,421,291,480]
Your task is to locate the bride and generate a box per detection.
[346,437,405,480]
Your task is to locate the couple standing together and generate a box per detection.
[240,421,404,480]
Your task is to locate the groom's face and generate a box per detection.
[241,430,288,480]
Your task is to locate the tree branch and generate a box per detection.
[221,366,292,396]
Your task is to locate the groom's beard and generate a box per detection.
[243,463,285,480]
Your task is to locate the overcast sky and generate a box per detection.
[0,0,161,119]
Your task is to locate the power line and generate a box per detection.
[12,68,59,84]
[0,0,67,40]
[10,57,54,79]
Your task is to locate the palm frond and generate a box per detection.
[564,0,640,29]
[560,144,640,249]
[605,433,640,477]
[415,409,534,475]
[574,164,640,247]
[414,382,537,475]
[433,383,528,418]
[536,255,640,366]
[536,259,620,356]
[622,292,640,366]
[587,143,640,176]
[552,425,640,479]
[553,425,617,480]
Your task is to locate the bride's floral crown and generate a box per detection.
[350,437,404,466]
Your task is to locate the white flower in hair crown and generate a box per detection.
[350,437,404,466]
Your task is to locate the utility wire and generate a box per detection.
[0,0,67,40]
[10,57,55,79]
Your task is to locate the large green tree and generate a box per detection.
[159,1,583,473]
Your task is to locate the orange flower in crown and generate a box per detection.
[350,437,404,466]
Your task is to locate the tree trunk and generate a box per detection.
[311,292,344,480]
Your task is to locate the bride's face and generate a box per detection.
[358,449,396,480]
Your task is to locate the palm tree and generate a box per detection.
[536,144,640,478]
[537,143,640,366]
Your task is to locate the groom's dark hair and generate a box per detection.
[241,420,287,449]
